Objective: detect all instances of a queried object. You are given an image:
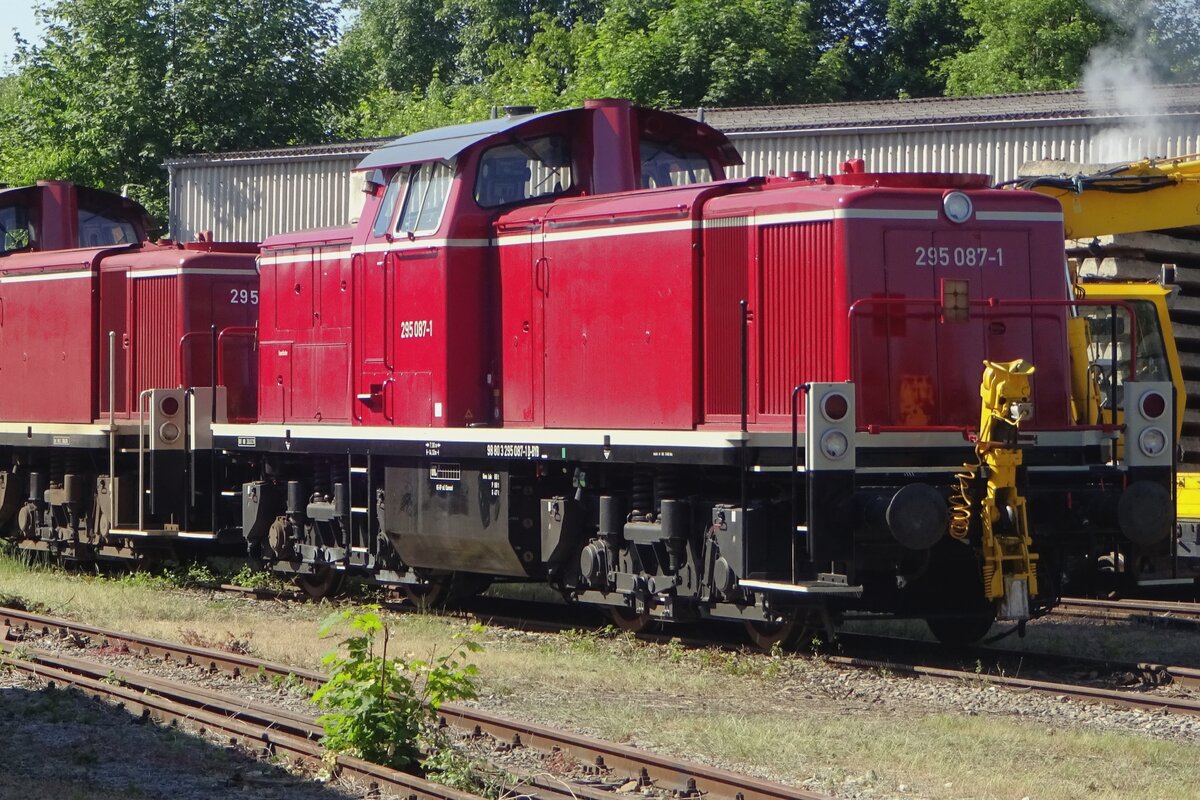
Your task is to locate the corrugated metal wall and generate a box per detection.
[169,156,367,242]
[727,119,1200,184]
[168,114,1200,243]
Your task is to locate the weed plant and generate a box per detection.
[312,605,482,774]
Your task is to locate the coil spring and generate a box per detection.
[630,472,653,519]
[981,561,996,594]
[49,452,66,485]
[949,456,981,542]
[311,458,331,498]
[653,467,683,510]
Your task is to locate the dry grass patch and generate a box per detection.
[2,554,1199,800]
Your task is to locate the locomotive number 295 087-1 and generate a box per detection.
[914,246,1005,268]
[400,319,434,339]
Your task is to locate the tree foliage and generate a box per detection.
[0,0,347,221]
[0,0,1196,215]
[941,0,1113,95]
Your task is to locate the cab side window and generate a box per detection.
[639,140,713,188]
[474,136,572,208]
[371,171,404,238]
[78,206,137,247]
[0,202,35,253]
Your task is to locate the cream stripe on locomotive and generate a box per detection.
[129,267,257,279]
[0,266,257,284]
[212,422,1112,451]
[0,269,93,284]
[255,207,1068,268]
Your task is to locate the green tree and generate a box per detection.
[878,0,969,98]
[336,0,459,94]
[0,0,347,223]
[941,0,1113,95]
[570,0,826,108]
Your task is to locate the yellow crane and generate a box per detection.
[1012,154,1200,588]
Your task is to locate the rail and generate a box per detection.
[0,606,835,800]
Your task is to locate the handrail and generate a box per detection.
[176,330,210,387]
[380,375,397,423]
[108,331,117,530]
[846,296,1140,427]
[136,388,153,534]
[215,325,258,388]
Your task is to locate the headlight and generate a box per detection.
[1138,426,1167,458]
[943,191,974,224]
[820,429,850,460]
[158,421,181,443]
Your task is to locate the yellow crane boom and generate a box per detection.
[1013,154,1200,239]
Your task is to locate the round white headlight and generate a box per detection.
[158,421,181,444]
[1138,426,1167,458]
[820,429,850,460]
[943,191,974,224]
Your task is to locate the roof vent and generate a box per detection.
[504,105,536,117]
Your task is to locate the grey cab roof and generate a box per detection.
[356,110,560,171]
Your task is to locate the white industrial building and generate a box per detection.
[166,84,1200,243]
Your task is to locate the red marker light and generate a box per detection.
[160,396,180,417]
[823,393,849,422]
[1140,391,1166,420]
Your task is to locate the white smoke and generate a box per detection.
[1082,1,1176,163]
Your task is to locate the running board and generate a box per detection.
[108,528,216,540]
[738,578,863,596]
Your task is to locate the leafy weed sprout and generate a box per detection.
[312,606,482,774]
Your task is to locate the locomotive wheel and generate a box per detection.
[743,612,809,652]
[400,578,453,610]
[399,572,493,609]
[294,567,346,600]
[925,611,996,646]
[608,606,653,633]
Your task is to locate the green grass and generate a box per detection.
[1,551,1198,799]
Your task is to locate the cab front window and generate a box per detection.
[639,140,712,188]
[1081,299,1171,411]
[397,161,454,235]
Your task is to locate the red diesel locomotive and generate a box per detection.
[0,101,1174,645]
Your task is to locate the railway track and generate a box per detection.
[5,603,1199,727]
[0,605,835,800]
[1056,597,1200,627]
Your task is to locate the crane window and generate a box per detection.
[640,140,712,188]
[1081,300,1170,411]
[475,136,572,208]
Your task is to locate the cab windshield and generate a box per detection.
[1080,299,1170,412]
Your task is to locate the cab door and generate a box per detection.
[98,267,129,417]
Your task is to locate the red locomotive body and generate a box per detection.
[0,182,259,425]
[0,181,258,554]
[257,229,354,424]
[0,102,1173,644]
[495,173,1073,432]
